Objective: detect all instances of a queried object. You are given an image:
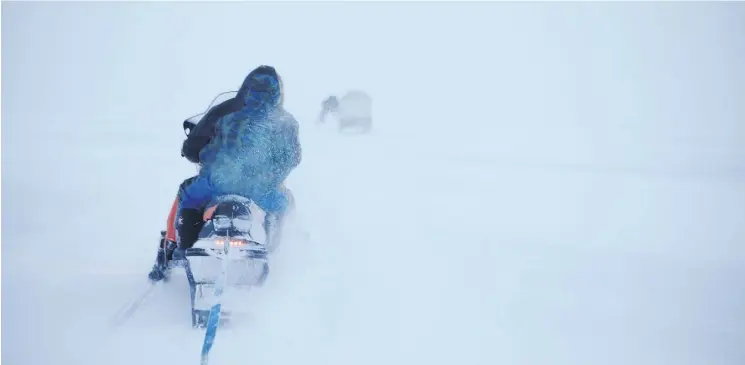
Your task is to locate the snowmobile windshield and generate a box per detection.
[184,90,238,125]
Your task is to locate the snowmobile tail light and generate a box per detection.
[214,238,249,247]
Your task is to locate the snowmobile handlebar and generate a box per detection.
[183,120,197,136]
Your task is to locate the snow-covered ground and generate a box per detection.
[3,2,745,365]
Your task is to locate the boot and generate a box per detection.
[148,231,178,282]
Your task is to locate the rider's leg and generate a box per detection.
[148,176,199,282]
[254,184,294,252]
[176,175,215,250]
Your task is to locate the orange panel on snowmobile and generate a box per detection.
[203,205,218,221]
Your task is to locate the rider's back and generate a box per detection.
[199,66,301,201]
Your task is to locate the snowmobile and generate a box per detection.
[318,90,373,134]
[177,194,269,328]
[113,90,292,365]
[179,91,271,328]
[111,90,270,331]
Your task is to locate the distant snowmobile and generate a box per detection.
[318,90,372,133]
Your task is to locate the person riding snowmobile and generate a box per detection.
[317,90,372,132]
[148,65,301,282]
[318,95,340,124]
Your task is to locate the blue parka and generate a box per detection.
[179,65,301,213]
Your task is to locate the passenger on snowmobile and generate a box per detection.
[148,65,301,282]
[317,90,372,132]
